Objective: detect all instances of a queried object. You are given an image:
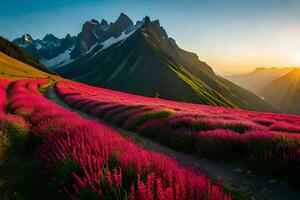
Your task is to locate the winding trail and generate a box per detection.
[47,85,300,200]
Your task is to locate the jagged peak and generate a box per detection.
[100,19,109,26]
[152,20,161,28]
[119,12,129,18]
[90,19,100,25]
[144,16,151,24]
[65,33,72,39]
[115,12,133,25]
[43,34,59,42]
[23,34,34,42]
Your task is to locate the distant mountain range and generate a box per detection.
[0,37,56,78]
[13,33,77,68]
[12,13,275,112]
[227,67,300,114]
[226,67,293,94]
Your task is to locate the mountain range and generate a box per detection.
[226,67,293,94]
[12,13,275,112]
[227,67,300,114]
[13,33,77,68]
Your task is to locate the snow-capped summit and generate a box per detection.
[99,19,109,29]
[23,34,33,43]
[69,13,136,59]
[13,13,164,68]
[90,19,100,25]
[13,33,77,61]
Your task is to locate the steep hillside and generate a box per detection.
[56,15,274,112]
[0,36,55,75]
[226,67,293,93]
[0,37,58,78]
[258,69,300,115]
[0,52,53,78]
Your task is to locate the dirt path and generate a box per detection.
[47,85,300,200]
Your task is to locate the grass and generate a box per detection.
[0,142,60,200]
[128,109,174,130]
[0,131,9,163]
[0,52,60,80]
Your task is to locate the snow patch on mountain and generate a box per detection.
[40,47,74,68]
[35,43,43,50]
[88,30,136,60]
[93,30,99,39]
[142,32,149,38]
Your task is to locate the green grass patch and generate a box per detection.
[128,109,174,130]
[0,131,9,164]
[0,144,59,200]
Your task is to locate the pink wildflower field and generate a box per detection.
[1,78,231,200]
[55,81,300,182]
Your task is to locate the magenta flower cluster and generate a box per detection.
[0,78,29,137]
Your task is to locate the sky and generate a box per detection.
[1,0,300,75]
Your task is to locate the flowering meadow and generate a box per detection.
[4,78,230,200]
[55,81,300,182]
[0,78,29,148]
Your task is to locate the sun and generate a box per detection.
[293,53,300,65]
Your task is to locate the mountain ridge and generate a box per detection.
[257,68,300,114]
[13,33,77,67]
[226,67,294,93]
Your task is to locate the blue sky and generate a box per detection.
[1,0,300,74]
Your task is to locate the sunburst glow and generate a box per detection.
[293,53,300,65]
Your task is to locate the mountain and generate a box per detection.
[70,13,134,58]
[13,33,77,68]
[257,69,300,115]
[226,67,293,93]
[0,36,55,75]
[55,14,274,112]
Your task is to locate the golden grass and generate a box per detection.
[0,52,61,80]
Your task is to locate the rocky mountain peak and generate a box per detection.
[90,19,100,25]
[118,13,132,22]
[65,33,72,40]
[82,20,99,32]
[144,16,151,24]
[43,34,59,43]
[23,34,34,44]
[112,13,134,33]
[100,19,109,27]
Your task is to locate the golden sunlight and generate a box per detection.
[293,53,300,65]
